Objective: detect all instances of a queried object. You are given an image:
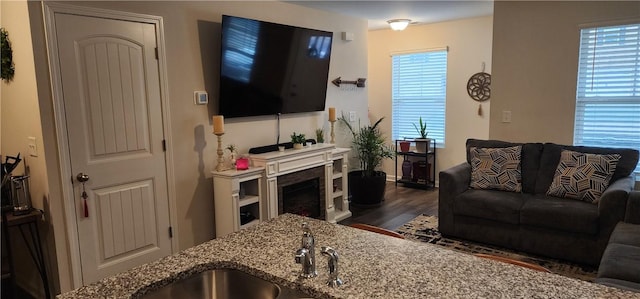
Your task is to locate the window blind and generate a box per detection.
[574,23,640,175]
[391,50,447,147]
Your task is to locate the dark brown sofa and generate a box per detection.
[439,139,639,266]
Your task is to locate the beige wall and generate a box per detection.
[26,1,368,291]
[490,1,640,143]
[0,1,59,296]
[368,16,493,178]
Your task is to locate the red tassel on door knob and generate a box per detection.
[84,199,89,217]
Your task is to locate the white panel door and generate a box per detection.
[53,12,172,285]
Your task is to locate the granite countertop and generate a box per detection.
[59,214,639,298]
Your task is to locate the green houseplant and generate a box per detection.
[291,132,306,149]
[1,28,15,82]
[339,115,394,205]
[413,117,430,153]
[226,144,237,165]
[315,128,325,143]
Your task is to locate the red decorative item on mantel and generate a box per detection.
[236,157,249,170]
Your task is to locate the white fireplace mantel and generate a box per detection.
[212,143,350,237]
[250,143,351,223]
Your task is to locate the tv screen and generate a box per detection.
[219,15,333,118]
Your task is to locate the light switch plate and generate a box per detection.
[27,136,38,157]
[194,91,208,105]
[349,111,357,122]
[502,111,512,123]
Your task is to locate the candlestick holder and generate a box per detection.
[330,120,336,144]
[215,132,226,172]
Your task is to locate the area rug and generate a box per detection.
[396,214,598,282]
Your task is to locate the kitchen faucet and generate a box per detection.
[321,246,343,287]
[294,222,317,278]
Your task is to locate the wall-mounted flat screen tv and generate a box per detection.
[219,15,333,118]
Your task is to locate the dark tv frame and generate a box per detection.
[218,15,333,118]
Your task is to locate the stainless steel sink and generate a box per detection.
[141,268,312,299]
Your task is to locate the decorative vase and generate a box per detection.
[293,143,303,149]
[230,152,237,166]
[401,159,412,180]
[414,138,430,153]
[399,141,410,152]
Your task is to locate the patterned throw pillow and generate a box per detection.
[546,150,621,203]
[470,146,522,192]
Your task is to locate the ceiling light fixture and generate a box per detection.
[387,19,411,31]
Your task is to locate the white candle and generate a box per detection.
[328,107,336,121]
[213,115,224,134]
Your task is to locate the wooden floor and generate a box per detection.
[338,182,438,231]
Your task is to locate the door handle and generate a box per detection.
[77,173,90,218]
[76,173,90,183]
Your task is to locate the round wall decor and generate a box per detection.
[467,72,491,102]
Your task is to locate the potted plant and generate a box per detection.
[413,117,430,153]
[291,132,306,149]
[226,144,237,166]
[315,128,325,143]
[399,139,411,152]
[339,115,394,205]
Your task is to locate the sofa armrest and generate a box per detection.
[598,175,635,238]
[625,191,640,224]
[438,162,471,235]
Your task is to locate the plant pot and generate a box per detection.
[414,138,430,153]
[348,170,386,205]
[399,141,410,152]
[293,143,303,149]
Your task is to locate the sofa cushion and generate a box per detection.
[470,146,522,192]
[608,222,640,247]
[466,139,543,194]
[520,195,599,235]
[534,143,639,194]
[453,189,526,224]
[595,277,640,293]
[546,150,621,203]
[597,243,640,286]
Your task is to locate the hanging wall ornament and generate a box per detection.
[467,72,491,102]
[1,28,15,82]
[467,62,491,116]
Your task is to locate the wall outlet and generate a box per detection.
[27,136,38,157]
[349,111,357,122]
[502,111,512,123]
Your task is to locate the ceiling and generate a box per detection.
[287,1,494,30]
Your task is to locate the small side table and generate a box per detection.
[1,208,50,298]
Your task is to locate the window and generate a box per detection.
[574,23,640,175]
[391,49,447,147]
